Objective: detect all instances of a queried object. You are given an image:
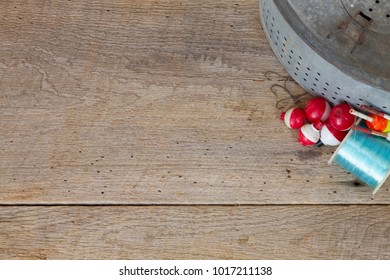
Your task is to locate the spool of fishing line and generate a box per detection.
[329,121,390,194]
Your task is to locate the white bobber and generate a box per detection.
[319,120,348,146]
[298,121,323,146]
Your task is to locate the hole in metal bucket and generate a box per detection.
[359,11,372,21]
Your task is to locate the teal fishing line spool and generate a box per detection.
[329,121,390,194]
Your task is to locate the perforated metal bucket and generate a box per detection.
[260,0,390,113]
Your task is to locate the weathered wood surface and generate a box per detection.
[1,0,390,260]
[1,206,390,259]
[1,0,389,204]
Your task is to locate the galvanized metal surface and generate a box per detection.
[260,0,390,114]
[342,0,390,34]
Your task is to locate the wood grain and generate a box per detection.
[1,206,389,259]
[1,0,390,260]
[1,0,389,204]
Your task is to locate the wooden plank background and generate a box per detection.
[0,0,389,259]
[1,206,390,259]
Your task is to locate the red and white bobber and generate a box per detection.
[329,102,356,131]
[304,97,331,123]
[298,121,324,146]
[318,119,348,146]
[280,107,306,129]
